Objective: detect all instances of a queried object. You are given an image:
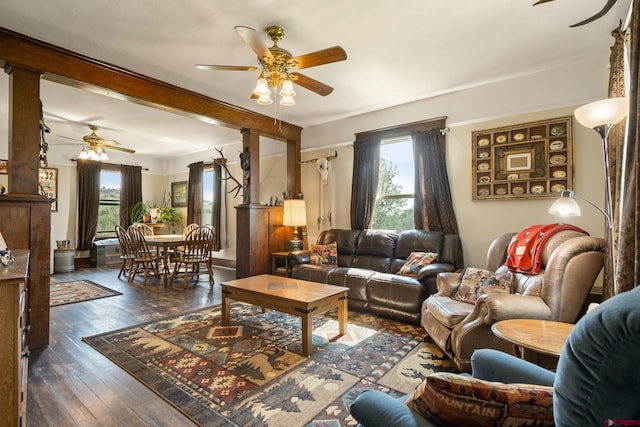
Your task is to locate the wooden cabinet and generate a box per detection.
[0,249,30,426]
[235,205,286,279]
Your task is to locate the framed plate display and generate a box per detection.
[472,116,573,200]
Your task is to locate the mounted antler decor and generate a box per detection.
[533,0,618,27]
[214,147,243,199]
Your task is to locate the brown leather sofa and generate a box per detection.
[288,228,463,324]
[421,230,605,371]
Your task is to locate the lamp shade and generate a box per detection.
[283,199,307,227]
[574,97,629,128]
[548,193,581,217]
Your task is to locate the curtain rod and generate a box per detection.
[70,158,149,171]
[355,116,448,141]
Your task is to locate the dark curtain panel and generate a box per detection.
[350,137,380,229]
[614,12,640,297]
[187,161,203,225]
[211,159,222,251]
[119,165,142,228]
[76,160,101,251]
[413,129,463,267]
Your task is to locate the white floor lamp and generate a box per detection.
[570,97,629,284]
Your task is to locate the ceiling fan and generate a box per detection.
[196,25,347,105]
[56,125,135,160]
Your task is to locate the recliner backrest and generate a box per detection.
[390,229,444,273]
[351,229,397,273]
[317,229,361,267]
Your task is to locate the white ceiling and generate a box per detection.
[0,0,633,162]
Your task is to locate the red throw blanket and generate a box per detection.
[505,223,588,274]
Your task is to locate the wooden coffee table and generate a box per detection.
[220,274,349,356]
[492,319,574,358]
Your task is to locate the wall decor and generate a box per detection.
[171,181,188,207]
[39,167,58,211]
[0,159,7,175]
[472,116,573,200]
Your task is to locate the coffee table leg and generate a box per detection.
[301,313,312,357]
[221,289,230,326]
[338,295,348,336]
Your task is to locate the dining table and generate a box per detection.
[144,234,186,285]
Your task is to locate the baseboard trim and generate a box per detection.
[211,257,236,269]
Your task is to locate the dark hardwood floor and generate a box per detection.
[27,265,235,427]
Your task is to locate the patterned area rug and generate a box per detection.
[50,280,122,307]
[83,303,454,426]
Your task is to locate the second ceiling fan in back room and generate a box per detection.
[57,125,135,161]
[196,25,347,106]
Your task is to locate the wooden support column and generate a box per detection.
[6,64,41,195]
[287,138,301,197]
[241,128,261,205]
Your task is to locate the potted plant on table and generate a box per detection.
[130,202,149,224]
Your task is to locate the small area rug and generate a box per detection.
[50,280,122,307]
[83,303,454,426]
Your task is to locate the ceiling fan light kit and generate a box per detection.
[196,25,347,107]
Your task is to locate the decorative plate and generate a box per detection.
[552,170,567,178]
[479,152,489,158]
[551,184,566,193]
[507,173,519,180]
[550,154,567,165]
[496,135,507,143]
[550,126,564,136]
[479,176,491,183]
[495,188,507,195]
[513,133,525,141]
[478,188,490,196]
[549,140,564,151]
[512,186,525,195]
[478,163,490,171]
[478,138,490,146]
[531,185,545,194]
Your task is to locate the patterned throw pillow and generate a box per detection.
[453,267,513,304]
[309,242,338,265]
[405,372,554,427]
[397,252,438,276]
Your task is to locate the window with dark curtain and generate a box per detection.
[119,164,142,227]
[211,159,222,251]
[77,160,101,250]
[350,137,381,229]
[187,161,203,225]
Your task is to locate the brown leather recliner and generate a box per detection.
[421,230,606,371]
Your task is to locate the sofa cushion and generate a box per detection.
[405,372,554,427]
[317,229,361,266]
[453,267,513,304]
[351,229,397,273]
[309,242,337,265]
[367,272,425,324]
[291,264,338,283]
[397,252,438,276]
[424,295,474,329]
[327,267,376,308]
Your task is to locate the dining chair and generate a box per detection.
[127,225,164,286]
[131,222,154,236]
[115,225,136,280]
[170,226,215,289]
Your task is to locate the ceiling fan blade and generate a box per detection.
[195,64,258,71]
[56,134,81,142]
[102,140,122,147]
[291,72,334,96]
[108,146,136,154]
[569,0,617,27]
[234,26,274,61]
[289,46,347,69]
[532,0,554,5]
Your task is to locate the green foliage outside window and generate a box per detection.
[370,158,414,230]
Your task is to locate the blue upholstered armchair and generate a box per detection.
[350,285,640,426]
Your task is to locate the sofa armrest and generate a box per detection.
[471,349,555,386]
[474,293,552,323]
[288,250,310,267]
[350,390,435,427]
[432,272,461,297]
[417,263,456,283]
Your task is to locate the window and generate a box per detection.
[96,169,121,236]
[202,168,215,224]
[370,136,415,230]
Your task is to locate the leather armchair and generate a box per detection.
[421,230,605,371]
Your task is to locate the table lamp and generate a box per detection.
[283,199,306,250]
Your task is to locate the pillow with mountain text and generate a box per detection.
[453,267,513,304]
[397,252,438,276]
[309,242,338,265]
[405,372,554,427]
